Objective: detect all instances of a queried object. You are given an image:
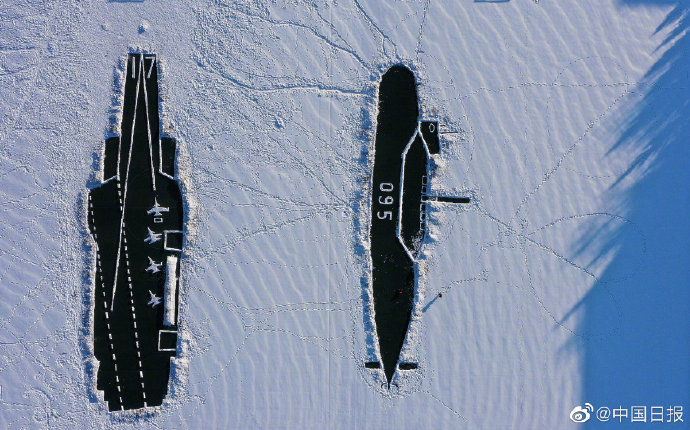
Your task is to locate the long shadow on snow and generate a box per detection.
[573,3,689,426]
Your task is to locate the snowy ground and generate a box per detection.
[0,0,688,428]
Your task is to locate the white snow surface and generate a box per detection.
[0,0,683,428]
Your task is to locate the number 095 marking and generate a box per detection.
[377,182,394,220]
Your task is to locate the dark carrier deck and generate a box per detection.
[87,53,184,411]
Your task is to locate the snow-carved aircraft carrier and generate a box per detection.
[87,53,184,411]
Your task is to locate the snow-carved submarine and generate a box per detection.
[87,53,184,411]
[366,65,469,387]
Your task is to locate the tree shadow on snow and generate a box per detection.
[572,2,690,426]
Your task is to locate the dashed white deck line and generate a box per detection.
[88,196,124,411]
[98,54,150,407]
[121,227,148,407]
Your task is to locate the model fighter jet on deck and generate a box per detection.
[87,53,184,411]
[366,65,469,388]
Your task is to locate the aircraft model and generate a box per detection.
[147,199,170,217]
[147,290,162,308]
[146,257,162,274]
[366,65,469,388]
[87,53,184,411]
[144,227,162,244]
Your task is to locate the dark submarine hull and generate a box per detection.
[368,65,441,386]
[87,53,184,411]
